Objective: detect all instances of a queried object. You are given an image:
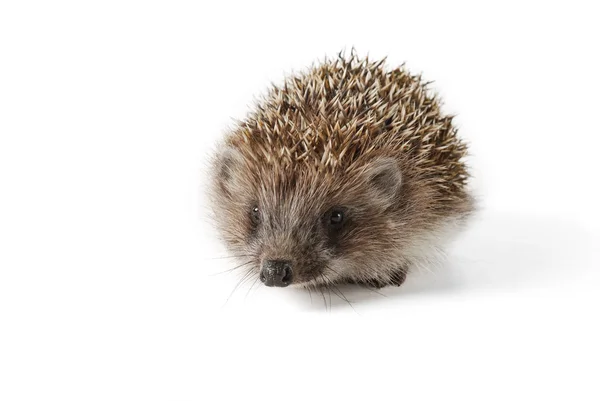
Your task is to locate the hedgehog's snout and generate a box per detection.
[259,259,293,287]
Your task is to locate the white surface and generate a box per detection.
[1,1,599,400]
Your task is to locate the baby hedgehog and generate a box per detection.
[209,52,473,290]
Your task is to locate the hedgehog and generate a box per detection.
[208,51,474,291]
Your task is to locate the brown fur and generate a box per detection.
[208,51,474,289]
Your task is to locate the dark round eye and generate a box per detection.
[250,206,260,224]
[330,210,344,225]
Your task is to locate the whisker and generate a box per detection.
[322,274,358,314]
[245,274,261,300]
[318,284,327,311]
[320,273,332,311]
[224,267,255,306]
[205,254,253,261]
[306,285,313,304]
[209,260,253,276]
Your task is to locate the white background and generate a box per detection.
[1,1,599,400]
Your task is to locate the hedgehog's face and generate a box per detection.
[210,146,404,288]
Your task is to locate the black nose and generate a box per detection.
[260,260,293,287]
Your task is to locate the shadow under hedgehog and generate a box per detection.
[208,51,474,290]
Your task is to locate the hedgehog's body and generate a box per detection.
[209,53,473,290]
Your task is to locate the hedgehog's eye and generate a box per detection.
[323,208,347,248]
[250,206,261,225]
[329,209,344,225]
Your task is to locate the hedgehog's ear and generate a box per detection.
[214,145,243,196]
[363,157,402,204]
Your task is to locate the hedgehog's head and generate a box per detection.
[209,144,408,288]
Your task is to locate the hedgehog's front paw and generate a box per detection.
[388,269,407,287]
[347,269,407,289]
[370,270,407,289]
